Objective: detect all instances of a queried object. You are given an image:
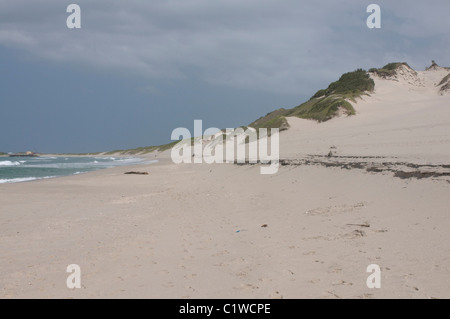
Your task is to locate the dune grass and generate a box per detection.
[249,108,290,131]
[105,144,164,155]
[369,62,411,78]
[249,69,373,125]
[286,95,355,122]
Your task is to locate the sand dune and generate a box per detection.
[282,65,450,162]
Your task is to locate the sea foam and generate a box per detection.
[0,161,21,166]
[0,177,37,184]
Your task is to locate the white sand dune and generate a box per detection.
[1,65,450,299]
[282,64,450,163]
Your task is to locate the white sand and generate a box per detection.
[1,66,450,299]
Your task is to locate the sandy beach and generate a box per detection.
[1,154,450,299]
[1,66,450,299]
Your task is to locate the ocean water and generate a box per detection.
[0,156,155,184]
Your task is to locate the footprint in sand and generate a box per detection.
[306,202,369,217]
[332,280,353,286]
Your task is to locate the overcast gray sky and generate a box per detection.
[1,0,449,153]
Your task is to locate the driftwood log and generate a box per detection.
[124,171,149,175]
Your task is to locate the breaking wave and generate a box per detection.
[0,161,21,166]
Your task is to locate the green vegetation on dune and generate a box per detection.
[104,141,181,155]
[157,140,183,152]
[104,146,157,155]
[286,95,355,122]
[285,69,372,122]
[312,69,374,98]
[369,62,411,78]
[0,152,6,156]
[248,68,373,125]
[249,108,290,131]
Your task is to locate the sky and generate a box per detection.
[1,0,449,153]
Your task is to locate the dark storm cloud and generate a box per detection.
[1,0,449,94]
